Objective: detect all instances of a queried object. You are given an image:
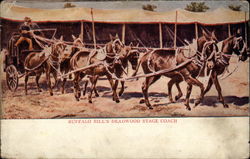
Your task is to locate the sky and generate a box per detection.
[13,1,249,12]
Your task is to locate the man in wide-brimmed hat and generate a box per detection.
[15,17,40,50]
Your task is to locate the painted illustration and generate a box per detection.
[1,1,249,118]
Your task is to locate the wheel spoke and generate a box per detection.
[9,81,14,89]
[12,79,16,86]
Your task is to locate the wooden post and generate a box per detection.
[159,23,163,48]
[80,21,84,41]
[122,23,126,44]
[195,23,198,40]
[245,11,248,45]
[228,24,231,37]
[174,11,178,49]
[91,8,96,49]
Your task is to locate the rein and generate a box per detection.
[217,37,246,80]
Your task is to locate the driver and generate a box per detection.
[15,17,40,51]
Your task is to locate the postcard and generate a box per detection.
[1,0,249,158]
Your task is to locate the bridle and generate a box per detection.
[193,40,217,68]
[233,36,247,60]
[112,38,124,54]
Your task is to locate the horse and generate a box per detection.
[132,30,218,110]
[24,40,72,95]
[83,43,140,99]
[166,30,219,105]
[69,34,125,103]
[201,34,248,108]
[60,35,89,94]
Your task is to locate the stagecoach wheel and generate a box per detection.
[6,65,19,92]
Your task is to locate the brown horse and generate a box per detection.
[83,43,140,99]
[24,41,72,95]
[132,31,218,110]
[202,34,248,108]
[70,34,124,103]
[166,30,219,105]
[60,35,90,94]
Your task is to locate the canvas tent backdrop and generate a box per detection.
[0,2,249,50]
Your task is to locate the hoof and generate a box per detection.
[119,92,123,97]
[175,95,181,101]
[139,99,145,104]
[169,98,174,103]
[186,106,191,111]
[77,92,81,98]
[224,104,229,108]
[185,104,191,111]
[115,99,120,103]
[75,98,80,101]
[50,92,53,96]
[38,89,42,92]
[194,100,201,106]
[88,100,92,103]
[95,94,99,97]
[148,106,153,109]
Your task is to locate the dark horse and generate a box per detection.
[202,34,248,108]
[165,30,219,106]
[83,43,140,99]
[60,35,90,94]
[70,34,125,103]
[132,30,218,110]
[24,40,72,95]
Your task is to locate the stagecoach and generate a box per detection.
[2,28,57,92]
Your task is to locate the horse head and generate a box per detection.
[202,41,218,70]
[127,49,140,70]
[52,42,71,63]
[197,29,218,53]
[125,43,140,70]
[72,35,85,48]
[109,33,124,54]
[232,36,248,61]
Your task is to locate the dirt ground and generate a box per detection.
[1,55,249,119]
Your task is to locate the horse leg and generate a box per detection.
[112,80,119,101]
[181,72,204,109]
[175,80,183,101]
[190,78,204,107]
[142,76,161,109]
[88,76,98,103]
[119,81,125,97]
[211,73,229,108]
[106,74,120,103]
[203,77,213,96]
[61,78,67,94]
[73,73,81,101]
[24,73,29,95]
[82,80,88,96]
[35,73,42,92]
[167,78,175,103]
[46,68,53,96]
[168,76,183,103]
[93,76,99,97]
[52,71,58,89]
[184,84,193,111]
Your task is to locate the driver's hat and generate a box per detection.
[24,17,32,22]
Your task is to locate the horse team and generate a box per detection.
[23,30,248,110]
